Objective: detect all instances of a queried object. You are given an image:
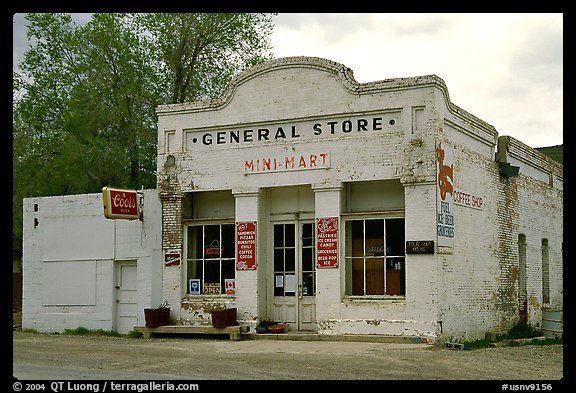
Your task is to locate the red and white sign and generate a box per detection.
[102,187,140,220]
[225,279,236,295]
[316,217,339,268]
[236,221,257,270]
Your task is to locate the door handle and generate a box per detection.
[115,286,120,289]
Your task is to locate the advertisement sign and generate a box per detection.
[436,142,454,247]
[406,240,435,254]
[316,217,339,268]
[102,187,140,220]
[236,221,257,270]
[203,283,221,294]
[164,252,181,267]
[225,279,236,295]
[189,279,201,295]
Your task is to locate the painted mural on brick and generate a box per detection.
[436,141,454,247]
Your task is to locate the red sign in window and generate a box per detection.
[236,221,257,270]
[316,217,339,268]
[102,187,140,220]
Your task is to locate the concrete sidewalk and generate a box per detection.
[244,331,428,344]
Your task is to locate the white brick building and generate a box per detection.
[22,57,563,342]
[22,190,162,334]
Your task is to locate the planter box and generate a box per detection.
[211,308,238,328]
[144,308,170,328]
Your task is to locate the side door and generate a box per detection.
[114,260,138,334]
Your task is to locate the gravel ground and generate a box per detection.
[12,330,564,382]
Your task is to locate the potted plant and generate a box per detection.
[256,320,277,333]
[144,301,170,328]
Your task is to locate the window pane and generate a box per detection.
[274,225,284,247]
[385,258,405,295]
[366,257,384,295]
[204,260,220,284]
[302,223,314,247]
[221,224,235,258]
[188,260,202,281]
[221,260,235,294]
[285,224,295,247]
[274,249,284,272]
[302,247,314,271]
[365,219,384,257]
[302,272,314,296]
[274,273,284,296]
[351,220,364,257]
[285,248,296,272]
[193,226,203,259]
[386,219,405,256]
[204,225,221,259]
[285,273,296,296]
[352,258,364,295]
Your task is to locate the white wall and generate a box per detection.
[22,189,162,333]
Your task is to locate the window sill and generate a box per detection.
[182,294,236,301]
[343,295,405,304]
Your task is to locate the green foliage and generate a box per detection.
[498,321,542,340]
[63,327,122,337]
[21,327,143,338]
[13,13,276,258]
[462,321,559,350]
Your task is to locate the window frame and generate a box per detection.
[342,212,406,300]
[184,219,236,297]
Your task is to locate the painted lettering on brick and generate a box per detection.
[184,114,397,148]
[244,153,330,174]
[436,142,455,247]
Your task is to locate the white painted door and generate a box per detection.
[271,222,317,331]
[114,260,138,334]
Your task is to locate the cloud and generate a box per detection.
[14,12,562,148]
[271,13,563,148]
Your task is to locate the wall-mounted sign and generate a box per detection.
[316,217,339,268]
[406,241,435,254]
[164,252,181,267]
[102,187,140,220]
[436,142,454,247]
[189,279,201,295]
[236,221,257,270]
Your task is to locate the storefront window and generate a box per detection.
[187,224,235,295]
[345,218,405,296]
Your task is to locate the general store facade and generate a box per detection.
[22,57,563,342]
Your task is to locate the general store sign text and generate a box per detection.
[185,113,397,148]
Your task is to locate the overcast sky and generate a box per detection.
[13,13,563,149]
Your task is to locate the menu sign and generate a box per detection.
[316,217,339,268]
[236,221,257,270]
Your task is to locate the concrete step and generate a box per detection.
[245,332,426,344]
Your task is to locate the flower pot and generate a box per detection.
[268,323,287,333]
[211,308,238,328]
[144,307,170,327]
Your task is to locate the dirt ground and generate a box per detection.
[12,328,564,383]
